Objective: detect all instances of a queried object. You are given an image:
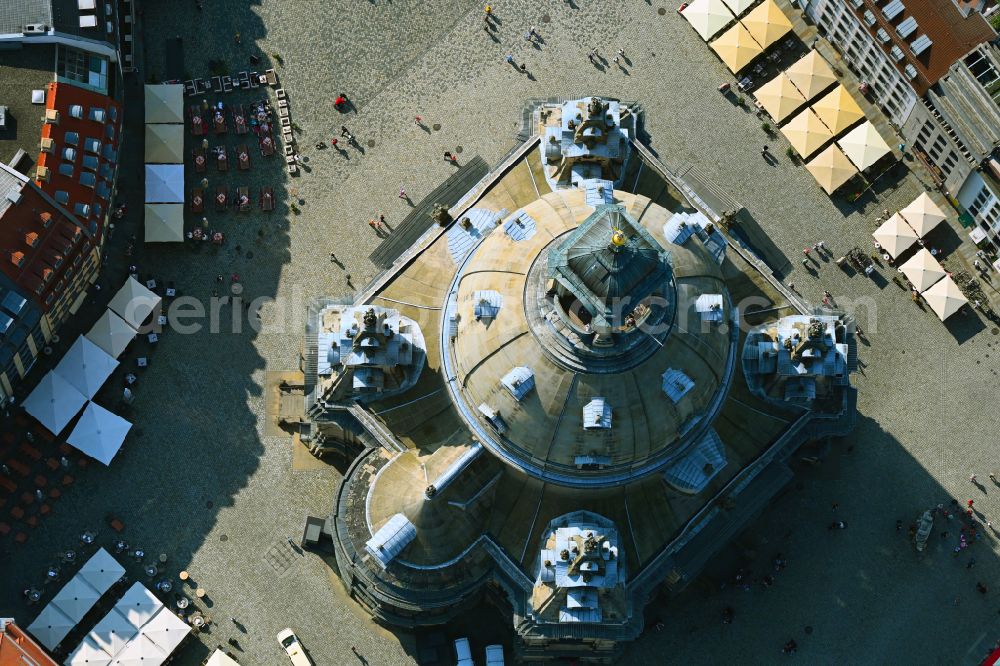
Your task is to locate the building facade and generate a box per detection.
[802,0,999,197]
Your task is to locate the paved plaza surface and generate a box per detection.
[3,1,1000,664]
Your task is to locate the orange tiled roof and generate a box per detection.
[0,622,58,666]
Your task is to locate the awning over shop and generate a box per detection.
[710,23,764,73]
[740,0,792,49]
[144,124,184,163]
[753,73,806,123]
[67,402,132,466]
[872,213,918,258]
[23,371,88,435]
[680,0,735,41]
[87,310,138,357]
[837,120,892,171]
[804,144,858,194]
[144,204,185,243]
[53,336,119,399]
[922,275,968,321]
[899,248,946,292]
[781,108,834,159]
[899,192,948,237]
[719,0,756,16]
[143,84,184,124]
[810,84,865,135]
[144,164,184,203]
[784,50,838,101]
[108,277,161,330]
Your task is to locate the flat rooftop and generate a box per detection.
[0,45,55,168]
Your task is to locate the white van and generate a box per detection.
[276,628,313,666]
[454,637,474,666]
[485,644,505,665]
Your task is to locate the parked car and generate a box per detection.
[454,637,474,666]
[485,644,505,665]
[277,628,313,666]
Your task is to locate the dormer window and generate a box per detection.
[583,398,611,430]
[25,232,39,247]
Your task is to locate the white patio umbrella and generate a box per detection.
[114,583,163,630]
[680,0,734,41]
[922,275,968,321]
[837,120,892,171]
[79,547,127,594]
[67,403,132,466]
[26,603,76,650]
[144,164,184,203]
[90,607,139,656]
[899,249,946,292]
[54,336,119,399]
[872,213,918,258]
[87,310,138,357]
[23,371,88,435]
[206,649,241,666]
[52,576,103,623]
[899,192,948,237]
[140,607,191,655]
[108,277,161,330]
[112,635,167,666]
[66,635,113,666]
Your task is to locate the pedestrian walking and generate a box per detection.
[286,537,295,547]
[787,282,795,292]
[588,52,596,64]
[230,617,239,625]
[484,4,492,15]
[414,115,422,125]
[234,32,241,45]
[399,188,407,199]
[505,54,514,64]
[524,30,533,42]
[368,219,377,230]
[330,138,338,148]
[444,151,453,160]
[340,126,350,138]
[529,25,537,37]
[379,214,386,226]
[803,247,811,257]
[618,48,626,57]
[971,474,978,484]
[990,472,997,483]
[968,498,975,507]
[519,63,527,73]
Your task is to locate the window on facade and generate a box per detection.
[57,46,109,93]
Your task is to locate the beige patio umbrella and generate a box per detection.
[811,84,865,135]
[900,192,948,237]
[143,84,184,124]
[753,73,806,123]
[872,213,918,259]
[680,0,735,41]
[785,50,838,101]
[781,108,833,159]
[922,275,968,321]
[741,0,793,49]
[837,120,892,171]
[720,0,756,16]
[805,144,858,194]
[900,248,946,292]
[144,204,184,243]
[143,124,184,163]
[710,23,764,73]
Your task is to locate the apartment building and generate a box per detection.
[801,0,999,199]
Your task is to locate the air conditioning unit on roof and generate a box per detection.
[23,23,48,35]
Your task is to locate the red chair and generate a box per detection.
[0,522,10,535]
[39,504,51,516]
[25,515,38,528]
[34,475,47,488]
[10,506,24,520]
[61,474,74,487]
[7,459,29,477]
[77,457,89,469]
[48,488,61,500]
[20,491,34,505]
[0,477,16,493]
[19,443,42,461]
[14,532,27,544]
[46,458,59,471]
[58,444,72,456]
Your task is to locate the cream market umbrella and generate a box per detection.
[753,73,806,123]
[115,583,163,630]
[922,275,968,321]
[27,604,76,649]
[837,120,892,171]
[811,84,865,135]
[140,607,191,655]
[900,248,946,292]
[87,310,138,357]
[805,144,858,194]
[741,0,792,49]
[54,336,119,399]
[710,23,764,73]
[143,84,184,124]
[144,204,184,243]
[66,636,114,666]
[781,108,833,159]
[900,192,948,237]
[144,124,184,164]
[23,371,88,435]
[51,576,103,623]
[680,0,734,41]
[90,609,138,656]
[108,277,161,330]
[872,214,918,258]
[79,548,127,594]
[67,403,133,466]
[206,650,241,666]
[112,635,167,666]
[720,0,756,16]
[785,50,837,100]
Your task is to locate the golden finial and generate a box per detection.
[610,228,626,248]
